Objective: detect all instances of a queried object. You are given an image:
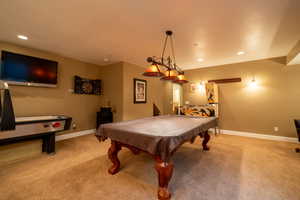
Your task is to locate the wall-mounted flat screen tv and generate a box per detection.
[0,51,58,87]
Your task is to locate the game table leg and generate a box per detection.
[108,140,122,175]
[42,133,56,154]
[42,136,48,153]
[47,133,56,154]
[155,157,174,200]
[201,130,210,151]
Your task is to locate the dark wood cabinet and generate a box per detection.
[97,107,113,129]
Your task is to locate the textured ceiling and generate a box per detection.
[0,0,300,69]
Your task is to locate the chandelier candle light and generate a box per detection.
[143,31,188,84]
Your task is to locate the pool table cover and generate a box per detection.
[96,115,218,161]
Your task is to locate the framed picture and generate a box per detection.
[190,83,196,93]
[134,78,147,104]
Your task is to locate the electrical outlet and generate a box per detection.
[274,127,279,132]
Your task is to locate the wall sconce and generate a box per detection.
[247,77,258,90]
[249,78,256,86]
[197,81,206,95]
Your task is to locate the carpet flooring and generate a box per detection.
[0,134,299,200]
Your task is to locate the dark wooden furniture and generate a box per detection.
[96,107,113,129]
[0,115,72,154]
[294,119,300,153]
[153,103,161,116]
[96,115,217,200]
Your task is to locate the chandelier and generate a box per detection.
[143,31,188,84]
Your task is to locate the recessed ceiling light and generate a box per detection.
[237,51,245,55]
[197,58,204,62]
[17,35,28,40]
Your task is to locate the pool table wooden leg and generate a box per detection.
[108,140,122,175]
[155,157,174,200]
[202,130,210,151]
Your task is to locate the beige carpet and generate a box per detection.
[0,134,299,200]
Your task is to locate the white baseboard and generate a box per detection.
[212,128,298,143]
[55,128,298,143]
[56,129,96,141]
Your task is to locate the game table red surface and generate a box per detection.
[96,115,218,200]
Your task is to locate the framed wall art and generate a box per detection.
[74,75,101,95]
[190,82,197,93]
[133,78,147,104]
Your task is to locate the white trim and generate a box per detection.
[55,128,298,143]
[56,129,95,141]
[213,129,298,143]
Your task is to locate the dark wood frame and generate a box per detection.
[133,78,147,104]
[97,130,211,200]
[208,78,241,84]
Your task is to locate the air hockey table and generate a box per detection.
[0,115,72,154]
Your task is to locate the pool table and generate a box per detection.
[96,115,218,200]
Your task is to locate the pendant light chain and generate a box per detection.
[170,36,176,67]
[161,34,169,65]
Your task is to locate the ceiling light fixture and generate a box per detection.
[197,58,204,62]
[237,51,245,55]
[143,30,188,84]
[143,63,164,77]
[17,35,28,40]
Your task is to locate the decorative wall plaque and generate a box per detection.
[74,75,101,95]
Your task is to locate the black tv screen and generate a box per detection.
[0,51,58,87]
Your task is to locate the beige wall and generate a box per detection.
[98,62,123,122]
[122,62,165,121]
[163,81,174,115]
[0,42,102,132]
[98,61,166,121]
[287,40,300,64]
[183,57,300,138]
